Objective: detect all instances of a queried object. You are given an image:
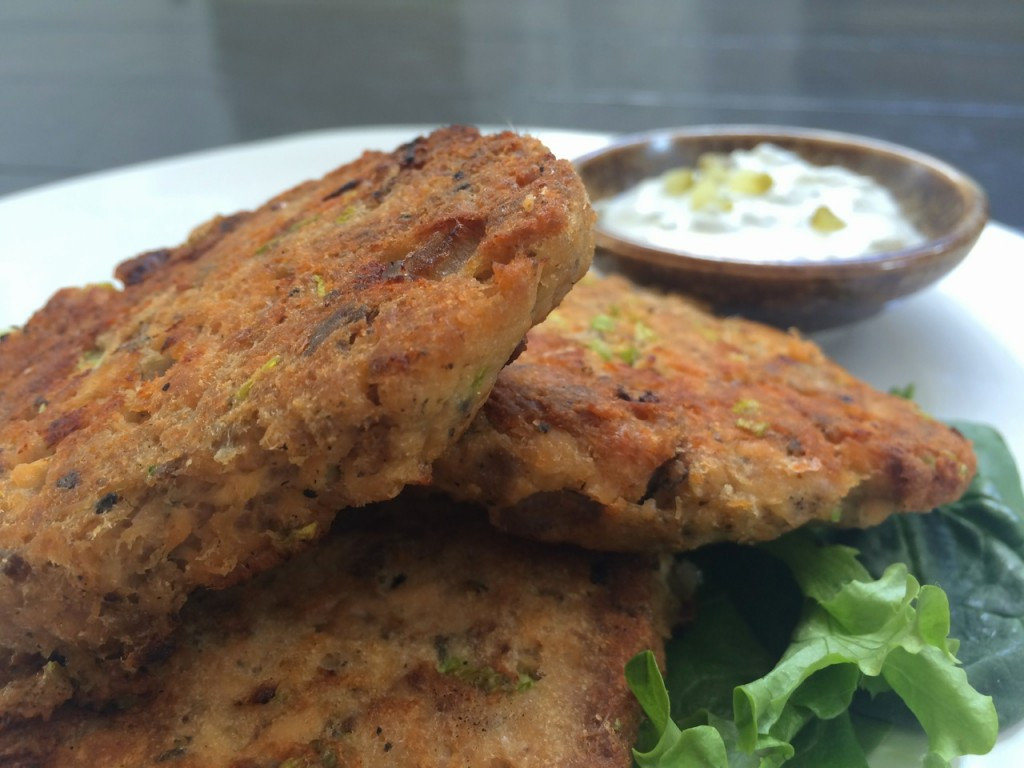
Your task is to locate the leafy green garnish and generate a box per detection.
[627,420,1024,766]
[626,536,997,766]
[831,422,1024,725]
[628,651,731,767]
[748,537,996,766]
[887,383,916,400]
[627,538,997,765]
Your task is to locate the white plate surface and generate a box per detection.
[0,125,1021,765]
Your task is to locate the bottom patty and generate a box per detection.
[0,495,670,768]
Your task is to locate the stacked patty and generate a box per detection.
[0,126,593,718]
[435,274,974,552]
[0,497,668,768]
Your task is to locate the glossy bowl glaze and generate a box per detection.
[575,126,988,330]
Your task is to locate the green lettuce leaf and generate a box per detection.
[627,533,997,767]
[742,535,997,766]
[626,420,1020,766]
[833,422,1024,725]
[628,651,731,768]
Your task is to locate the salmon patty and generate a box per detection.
[0,126,594,717]
[433,274,975,552]
[0,496,669,768]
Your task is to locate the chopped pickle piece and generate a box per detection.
[690,178,732,212]
[728,169,773,196]
[688,180,720,214]
[810,204,846,233]
[662,168,695,196]
[696,152,729,179]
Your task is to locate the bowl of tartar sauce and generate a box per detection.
[576,126,988,330]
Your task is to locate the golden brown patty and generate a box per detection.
[433,274,975,552]
[0,496,668,768]
[0,126,594,716]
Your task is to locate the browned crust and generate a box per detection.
[0,126,594,715]
[433,273,976,552]
[0,497,667,768]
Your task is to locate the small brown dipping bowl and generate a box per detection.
[575,126,988,331]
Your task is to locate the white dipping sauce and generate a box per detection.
[596,144,926,263]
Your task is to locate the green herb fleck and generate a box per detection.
[470,366,490,393]
[255,238,278,256]
[437,656,507,692]
[335,206,358,224]
[516,672,536,692]
[234,355,282,404]
[587,337,614,362]
[889,382,916,400]
[633,321,656,345]
[437,656,536,694]
[288,214,320,233]
[590,314,617,333]
[312,274,327,298]
[731,398,761,415]
[288,522,319,543]
[76,346,105,372]
[736,417,769,436]
[617,346,640,366]
[545,311,568,329]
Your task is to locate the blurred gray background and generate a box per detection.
[1,0,1021,228]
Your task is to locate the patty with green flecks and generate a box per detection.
[432,274,975,552]
[0,496,669,768]
[0,126,594,719]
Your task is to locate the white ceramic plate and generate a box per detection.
[0,125,1021,765]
